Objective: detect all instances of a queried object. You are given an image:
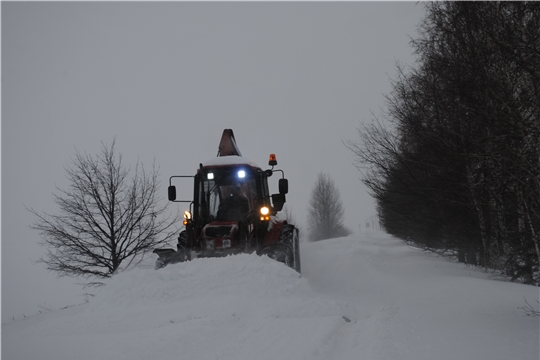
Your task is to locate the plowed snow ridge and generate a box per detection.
[3,232,539,360]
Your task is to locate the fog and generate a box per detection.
[2,2,424,321]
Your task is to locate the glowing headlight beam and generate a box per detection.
[183,211,192,225]
[259,206,271,221]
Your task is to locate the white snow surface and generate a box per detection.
[3,232,539,360]
[202,155,261,169]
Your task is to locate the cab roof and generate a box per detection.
[201,155,261,170]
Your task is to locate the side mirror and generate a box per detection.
[272,193,286,212]
[168,186,177,201]
[279,178,288,195]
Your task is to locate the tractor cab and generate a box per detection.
[197,158,268,225]
[175,155,287,257]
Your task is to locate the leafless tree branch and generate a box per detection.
[29,139,179,279]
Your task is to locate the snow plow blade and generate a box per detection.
[153,248,186,269]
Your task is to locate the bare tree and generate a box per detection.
[307,173,351,241]
[29,140,178,279]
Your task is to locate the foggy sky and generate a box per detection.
[2,2,424,321]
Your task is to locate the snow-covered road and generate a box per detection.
[3,232,539,360]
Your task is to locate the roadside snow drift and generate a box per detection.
[3,232,539,360]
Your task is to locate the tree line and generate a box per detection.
[347,2,540,285]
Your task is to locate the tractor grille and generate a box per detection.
[205,226,234,238]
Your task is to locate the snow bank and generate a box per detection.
[3,253,349,360]
[301,232,540,360]
[202,155,260,168]
[3,232,538,360]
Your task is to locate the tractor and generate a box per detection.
[154,129,300,273]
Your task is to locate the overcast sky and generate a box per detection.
[2,2,425,321]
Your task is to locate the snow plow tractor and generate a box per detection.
[153,129,300,273]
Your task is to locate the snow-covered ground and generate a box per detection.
[3,232,539,360]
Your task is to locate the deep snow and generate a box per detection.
[3,232,539,360]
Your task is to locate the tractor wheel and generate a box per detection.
[260,244,294,269]
[262,224,301,273]
[278,224,300,273]
[177,230,187,252]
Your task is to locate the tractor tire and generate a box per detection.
[262,224,301,273]
[261,243,294,268]
[177,230,188,252]
[283,224,301,273]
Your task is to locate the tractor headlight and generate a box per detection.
[238,170,246,178]
[260,206,270,221]
[183,210,192,225]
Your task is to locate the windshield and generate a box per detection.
[200,167,258,221]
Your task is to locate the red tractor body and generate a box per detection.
[154,129,300,272]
